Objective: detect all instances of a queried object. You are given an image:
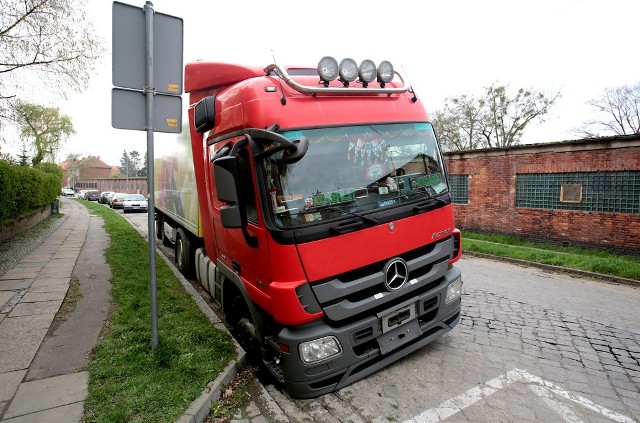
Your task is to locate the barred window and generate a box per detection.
[516,172,640,214]
[448,174,469,204]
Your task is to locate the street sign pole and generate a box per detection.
[144,1,158,350]
[112,0,182,351]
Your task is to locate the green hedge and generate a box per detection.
[0,160,63,222]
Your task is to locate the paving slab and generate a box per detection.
[0,269,38,280]
[0,280,32,291]
[20,291,66,303]
[0,371,26,403]
[0,292,14,309]
[2,372,88,420]
[2,402,83,423]
[30,278,69,289]
[7,300,62,318]
[37,269,72,279]
[0,314,55,332]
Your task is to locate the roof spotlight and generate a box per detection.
[318,56,339,84]
[358,60,377,85]
[377,61,394,85]
[339,58,358,84]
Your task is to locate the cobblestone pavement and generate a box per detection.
[265,258,640,423]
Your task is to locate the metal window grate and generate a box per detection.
[449,174,469,204]
[516,172,640,214]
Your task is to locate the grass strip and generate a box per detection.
[462,231,640,281]
[79,201,236,422]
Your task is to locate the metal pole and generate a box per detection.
[144,0,158,350]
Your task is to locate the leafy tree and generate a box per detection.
[579,82,640,136]
[0,0,103,103]
[138,151,148,177]
[119,149,148,178]
[17,144,30,166]
[433,83,559,151]
[64,153,90,187]
[14,101,74,165]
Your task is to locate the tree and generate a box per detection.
[14,101,74,165]
[64,153,90,187]
[138,151,148,177]
[579,83,640,136]
[0,0,103,103]
[432,83,559,151]
[17,144,30,166]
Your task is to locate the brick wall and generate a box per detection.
[444,135,640,255]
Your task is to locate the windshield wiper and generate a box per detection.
[323,205,379,225]
[413,192,450,214]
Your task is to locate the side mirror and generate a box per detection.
[194,96,215,133]
[213,156,244,228]
[282,136,309,164]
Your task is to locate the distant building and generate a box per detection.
[60,156,113,189]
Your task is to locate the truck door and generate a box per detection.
[224,144,272,305]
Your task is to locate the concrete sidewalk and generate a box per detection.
[0,199,89,422]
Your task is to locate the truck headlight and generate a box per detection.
[445,277,463,304]
[299,336,342,364]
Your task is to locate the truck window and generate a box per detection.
[260,122,448,228]
[237,147,258,224]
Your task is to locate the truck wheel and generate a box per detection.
[228,294,261,358]
[175,228,192,276]
[156,213,163,240]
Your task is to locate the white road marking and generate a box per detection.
[529,385,584,423]
[403,368,635,423]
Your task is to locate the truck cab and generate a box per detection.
[158,57,462,398]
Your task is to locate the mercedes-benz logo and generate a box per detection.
[383,259,409,291]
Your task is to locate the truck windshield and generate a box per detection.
[260,122,448,228]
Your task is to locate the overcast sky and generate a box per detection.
[9,0,640,166]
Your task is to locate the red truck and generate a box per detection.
[154,56,462,398]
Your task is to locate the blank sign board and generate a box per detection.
[112,88,182,133]
[112,1,183,95]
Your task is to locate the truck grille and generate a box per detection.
[310,236,454,323]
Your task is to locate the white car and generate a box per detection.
[61,188,75,196]
[123,194,148,213]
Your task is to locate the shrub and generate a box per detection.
[0,161,62,222]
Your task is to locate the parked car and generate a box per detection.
[123,194,148,213]
[106,192,117,207]
[86,190,100,201]
[99,191,113,204]
[78,190,88,199]
[110,193,128,209]
[61,188,75,196]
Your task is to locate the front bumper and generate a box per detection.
[278,266,461,398]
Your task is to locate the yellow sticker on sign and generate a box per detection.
[167,83,180,93]
[166,118,178,127]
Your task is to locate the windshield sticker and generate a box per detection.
[378,198,399,208]
[304,212,322,222]
[311,190,356,208]
[414,123,431,131]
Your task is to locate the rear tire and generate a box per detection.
[156,213,163,240]
[175,228,192,276]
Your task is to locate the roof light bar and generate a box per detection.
[264,57,410,95]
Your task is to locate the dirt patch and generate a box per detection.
[47,276,82,335]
